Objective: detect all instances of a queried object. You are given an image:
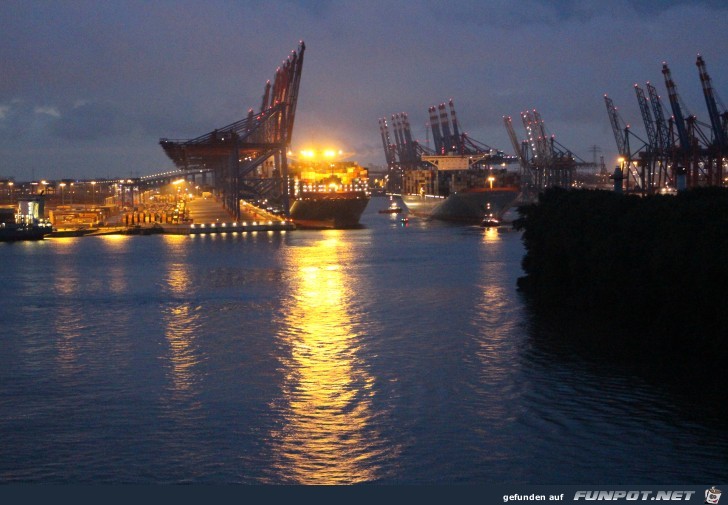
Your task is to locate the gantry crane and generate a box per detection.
[604,94,648,192]
[605,55,726,193]
[504,108,588,199]
[380,99,516,194]
[160,42,306,219]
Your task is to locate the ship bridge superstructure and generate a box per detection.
[159,41,305,219]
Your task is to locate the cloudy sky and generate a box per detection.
[1,0,727,180]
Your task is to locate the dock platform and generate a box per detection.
[161,196,294,234]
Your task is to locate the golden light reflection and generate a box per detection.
[52,240,80,296]
[472,237,518,427]
[162,303,202,397]
[267,233,388,484]
[482,226,500,243]
[53,305,82,376]
[95,236,131,293]
[161,240,204,405]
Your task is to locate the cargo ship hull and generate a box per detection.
[0,223,53,242]
[289,192,370,229]
[401,188,519,224]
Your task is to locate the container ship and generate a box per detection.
[288,157,370,229]
[399,155,519,224]
[380,100,520,224]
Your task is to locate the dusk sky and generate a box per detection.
[2,0,727,181]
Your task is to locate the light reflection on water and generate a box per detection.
[470,229,523,430]
[1,210,727,484]
[161,235,205,405]
[265,233,393,484]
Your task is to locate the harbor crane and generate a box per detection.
[504,109,591,201]
[605,54,726,193]
[160,42,305,220]
[380,99,515,193]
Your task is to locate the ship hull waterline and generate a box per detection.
[289,194,370,229]
[400,188,519,224]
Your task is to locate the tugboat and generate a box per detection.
[378,197,402,214]
[479,202,501,228]
[480,214,500,228]
[0,195,53,242]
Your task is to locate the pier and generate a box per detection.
[42,192,294,237]
[162,196,294,235]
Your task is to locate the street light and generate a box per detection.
[59,182,66,205]
[91,181,97,205]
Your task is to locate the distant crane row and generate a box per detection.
[379,99,515,193]
[379,94,594,200]
[503,110,593,201]
[604,54,727,194]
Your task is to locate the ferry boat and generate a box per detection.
[288,157,370,229]
[0,196,53,242]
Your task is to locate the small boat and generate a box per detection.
[379,201,403,214]
[479,202,501,228]
[480,214,500,228]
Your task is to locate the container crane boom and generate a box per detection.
[428,106,444,154]
[448,99,463,154]
[662,62,691,153]
[532,109,551,163]
[635,84,658,150]
[504,116,527,169]
[604,95,628,156]
[402,113,418,163]
[696,54,727,148]
[379,117,396,167]
[438,103,453,152]
[646,82,671,152]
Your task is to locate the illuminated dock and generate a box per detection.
[184,219,295,234]
[161,193,294,234]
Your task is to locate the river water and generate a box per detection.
[1,196,726,484]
